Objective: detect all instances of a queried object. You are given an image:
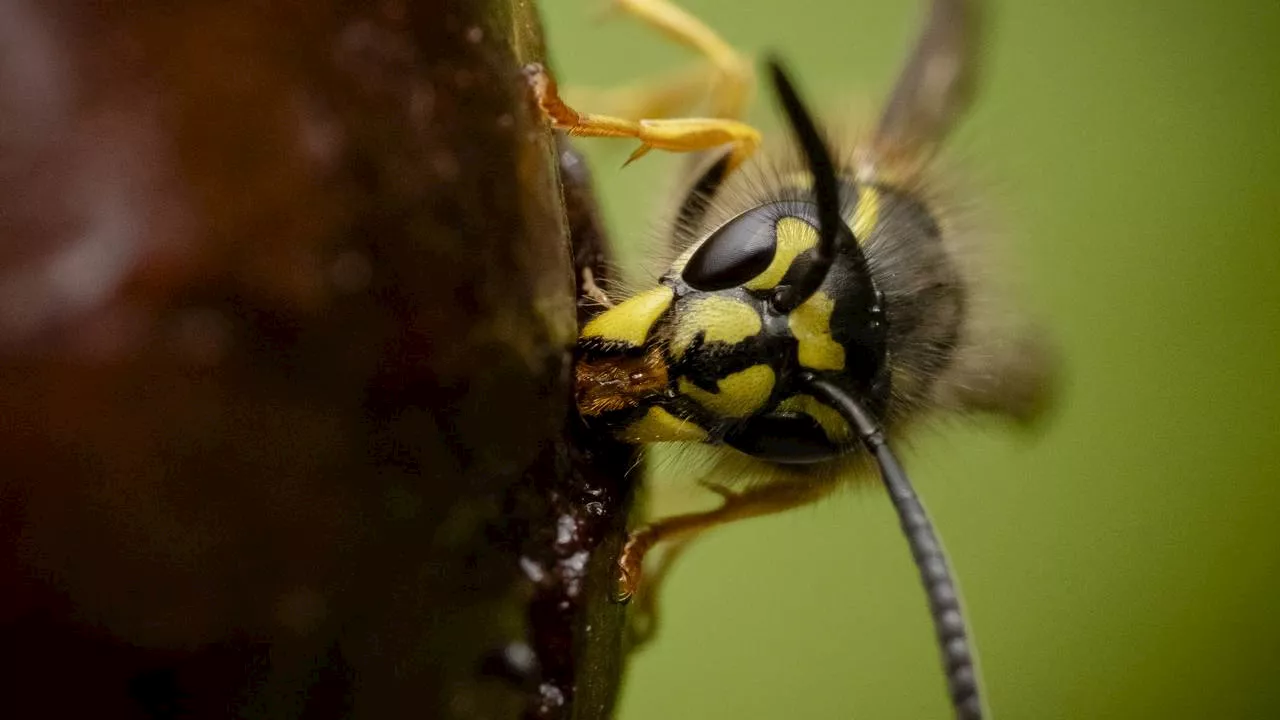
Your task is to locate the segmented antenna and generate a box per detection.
[767,55,985,719]
[765,58,850,313]
[806,376,985,720]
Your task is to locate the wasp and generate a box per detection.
[528,0,1052,717]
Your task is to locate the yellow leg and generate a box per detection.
[608,0,753,120]
[616,476,840,601]
[526,63,761,171]
[568,63,719,124]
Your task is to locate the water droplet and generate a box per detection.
[520,557,548,584]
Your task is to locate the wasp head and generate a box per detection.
[574,61,890,463]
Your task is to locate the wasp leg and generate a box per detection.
[626,533,697,646]
[567,63,719,124]
[556,133,617,319]
[606,0,753,120]
[527,64,761,171]
[616,477,840,602]
[623,475,746,645]
[580,267,612,309]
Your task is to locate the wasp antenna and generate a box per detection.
[765,57,847,313]
[805,375,985,720]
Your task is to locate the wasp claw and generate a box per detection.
[622,144,654,167]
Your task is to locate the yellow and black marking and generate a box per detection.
[545,0,976,460]
[580,286,674,346]
[621,406,708,443]
[677,365,775,418]
[669,295,761,359]
[570,179,941,462]
[789,291,845,371]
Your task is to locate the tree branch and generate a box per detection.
[0,1,635,717]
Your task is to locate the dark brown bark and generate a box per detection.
[0,1,635,718]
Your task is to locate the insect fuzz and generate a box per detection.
[573,163,963,465]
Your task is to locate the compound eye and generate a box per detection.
[681,208,778,291]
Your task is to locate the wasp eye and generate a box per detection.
[681,209,778,291]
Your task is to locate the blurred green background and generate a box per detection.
[540,1,1280,718]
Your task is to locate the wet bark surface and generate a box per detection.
[0,1,635,718]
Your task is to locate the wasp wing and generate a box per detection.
[872,0,981,169]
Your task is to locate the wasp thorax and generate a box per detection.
[574,200,890,464]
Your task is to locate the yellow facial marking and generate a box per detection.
[581,286,674,346]
[670,296,761,358]
[789,291,845,370]
[777,394,853,443]
[851,185,880,241]
[621,407,708,443]
[742,216,817,291]
[678,365,775,418]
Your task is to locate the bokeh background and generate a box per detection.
[540,1,1280,718]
